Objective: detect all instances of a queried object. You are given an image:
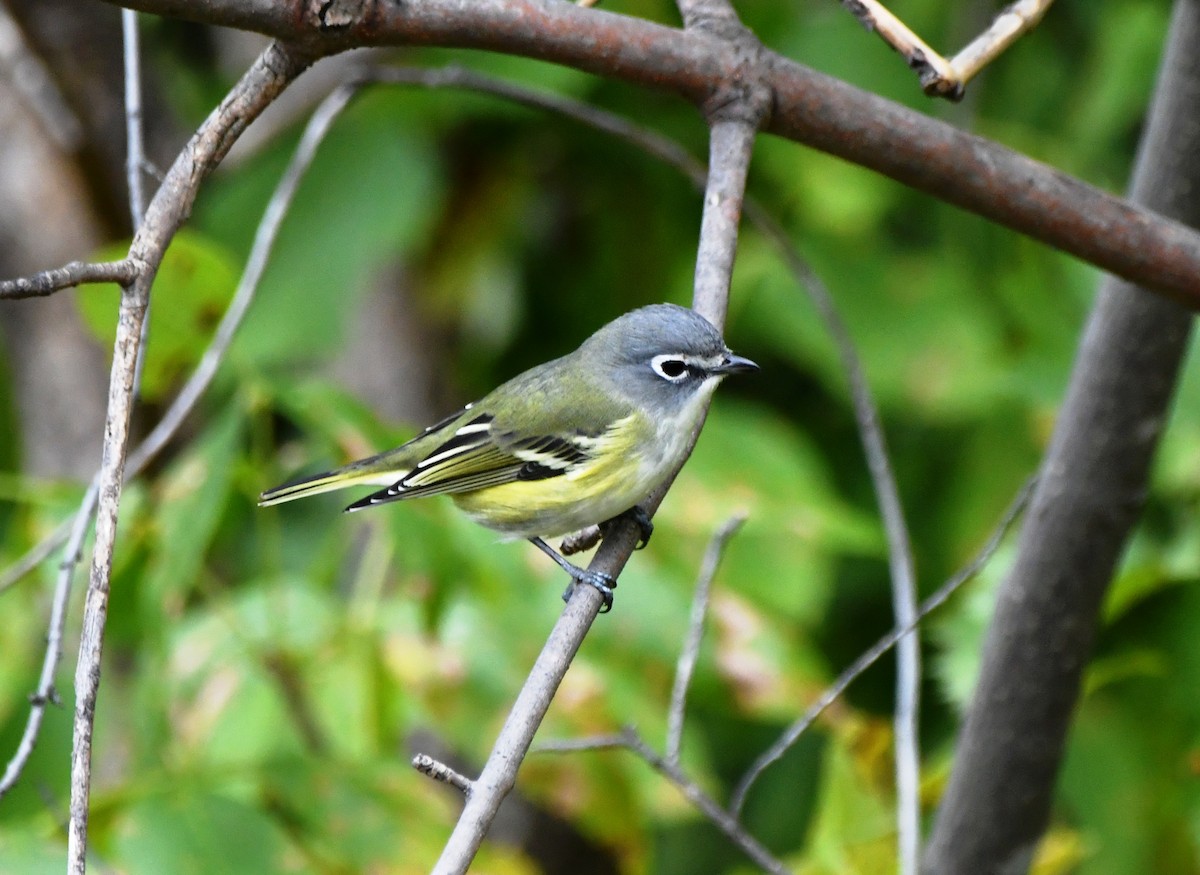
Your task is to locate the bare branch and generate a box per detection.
[730,476,1035,818]
[622,729,791,875]
[432,586,612,874]
[947,0,1056,91]
[666,513,746,763]
[413,754,474,796]
[540,727,790,873]
[840,0,957,96]
[66,42,314,872]
[842,0,1055,99]
[741,171,925,866]
[0,260,139,299]
[0,483,97,799]
[534,734,630,754]
[96,0,1200,306]
[0,515,72,596]
[122,9,151,394]
[0,72,354,802]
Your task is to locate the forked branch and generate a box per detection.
[843,0,1055,99]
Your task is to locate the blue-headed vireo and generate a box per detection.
[260,303,757,610]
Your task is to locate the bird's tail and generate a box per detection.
[258,466,392,507]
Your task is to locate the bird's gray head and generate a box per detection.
[580,303,758,413]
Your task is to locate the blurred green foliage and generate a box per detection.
[3,1,1200,872]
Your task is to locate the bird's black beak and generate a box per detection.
[712,353,759,375]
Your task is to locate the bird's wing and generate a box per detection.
[344,413,609,510]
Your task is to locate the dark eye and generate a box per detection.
[652,356,689,381]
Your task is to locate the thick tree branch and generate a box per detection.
[98,0,1200,307]
[924,2,1200,871]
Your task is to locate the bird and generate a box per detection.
[259,303,758,610]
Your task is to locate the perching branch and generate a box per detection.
[429,5,765,869]
[97,0,1200,308]
[537,515,784,874]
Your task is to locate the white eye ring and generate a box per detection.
[651,355,690,381]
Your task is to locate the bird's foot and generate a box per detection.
[560,568,616,613]
[601,505,654,550]
[530,536,617,613]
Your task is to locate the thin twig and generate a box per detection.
[123,9,151,396]
[0,260,139,299]
[0,516,72,596]
[841,0,1054,98]
[729,476,1036,817]
[742,194,923,865]
[622,729,790,875]
[364,65,706,182]
[841,0,957,95]
[122,11,146,229]
[666,512,746,763]
[753,205,922,868]
[413,754,474,795]
[945,0,1055,91]
[540,728,789,874]
[0,483,97,799]
[128,81,358,474]
[534,734,630,753]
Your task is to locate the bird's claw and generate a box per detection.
[602,506,654,550]
[561,568,616,613]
